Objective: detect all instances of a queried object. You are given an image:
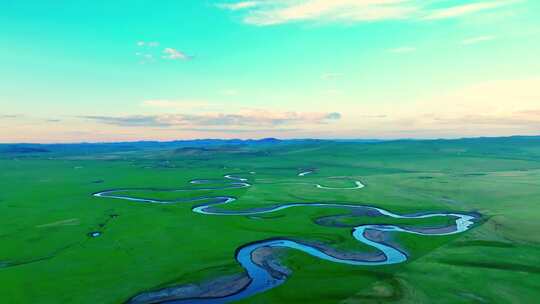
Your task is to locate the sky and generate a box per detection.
[1,0,539,143]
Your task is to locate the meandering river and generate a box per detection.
[93,172,478,303]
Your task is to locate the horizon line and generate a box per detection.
[1,134,538,145]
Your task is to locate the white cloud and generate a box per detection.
[218,0,522,26]
[218,1,260,10]
[461,35,496,45]
[135,41,164,64]
[423,0,520,20]
[136,52,156,64]
[389,46,416,53]
[135,42,190,63]
[82,109,342,127]
[137,41,160,47]
[162,48,191,60]
[241,0,420,26]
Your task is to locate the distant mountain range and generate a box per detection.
[0,136,538,155]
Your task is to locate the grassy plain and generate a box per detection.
[1,137,539,303]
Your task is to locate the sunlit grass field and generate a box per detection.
[1,137,539,303]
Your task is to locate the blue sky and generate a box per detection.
[1,0,539,142]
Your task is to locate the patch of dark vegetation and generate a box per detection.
[417,176,434,179]
[437,259,540,274]
[91,180,104,184]
[0,255,53,269]
[174,146,244,155]
[314,214,354,228]
[169,146,271,161]
[313,208,386,228]
[450,240,515,248]
[257,166,307,171]
[461,173,487,177]
[1,146,50,154]
[248,214,285,220]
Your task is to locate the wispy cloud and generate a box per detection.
[81,115,170,127]
[135,52,155,64]
[239,0,420,26]
[389,46,416,53]
[217,1,260,10]
[136,41,160,64]
[135,41,191,63]
[423,0,519,20]
[81,110,341,127]
[137,41,160,47]
[162,48,191,60]
[461,35,496,45]
[218,0,522,26]
[178,127,300,133]
[0,114,20,119]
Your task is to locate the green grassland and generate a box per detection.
[1,137,540,303]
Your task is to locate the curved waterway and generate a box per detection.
[93,173,479,304]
